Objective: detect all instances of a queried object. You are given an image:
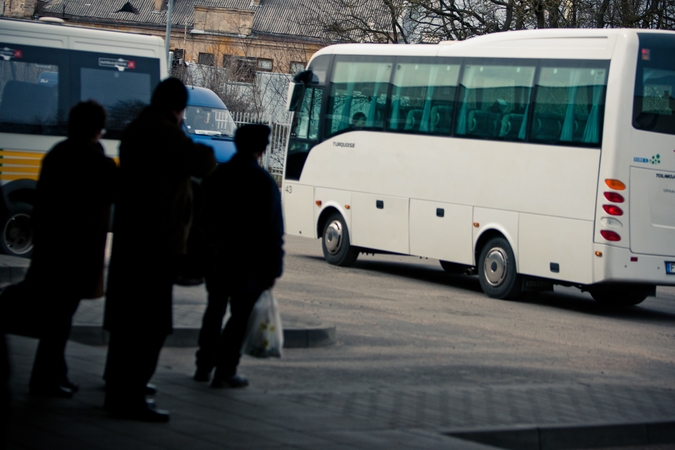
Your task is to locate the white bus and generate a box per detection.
[282,29,675,306]
[0,18,166,256]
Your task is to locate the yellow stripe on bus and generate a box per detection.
[0,166,40,174]
[0,158,42,166]
[0,150,44,159]
[0,173,39,181]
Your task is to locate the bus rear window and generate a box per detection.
[633,33,675,135]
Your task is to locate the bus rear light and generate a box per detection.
[603,192,625,203]
[605,179,626,190]
[600,230,621,241]
[602,204,623,216]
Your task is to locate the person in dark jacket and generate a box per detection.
[193,124,284,388]
[103,78,215,422]
[18,101,115,397]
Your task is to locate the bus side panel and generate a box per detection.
[315,187,352,235]
[351,192,409,254]
[409,199,473,264]
[519,213,594,284]
[472,208,519,265]
[282,183,315,238]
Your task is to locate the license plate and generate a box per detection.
[666,262,675,274]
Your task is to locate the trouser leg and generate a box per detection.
[195,289,228,372]
[104,330,166,410]
[214,286,261,378]
[29,297,80,388]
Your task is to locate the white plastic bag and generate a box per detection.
[241,290,283,358]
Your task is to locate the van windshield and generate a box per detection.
[184,105,236,137]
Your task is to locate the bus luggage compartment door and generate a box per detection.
[629,167,675,256]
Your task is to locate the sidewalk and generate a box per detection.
[3,255,675,449]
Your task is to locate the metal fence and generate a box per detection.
[231,111,292,181]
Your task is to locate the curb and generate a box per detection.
[69,323,337,349]
[446,418,675,450]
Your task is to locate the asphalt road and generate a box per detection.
[172,235,675,394]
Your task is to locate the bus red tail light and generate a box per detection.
[603,192,625,203]
[600,230,621,241]
[602,204,624,216]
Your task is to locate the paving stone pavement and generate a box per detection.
[2,255,675,449]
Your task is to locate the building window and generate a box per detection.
[198,52,215,66]
[290,61,305,74]
[257,58,273,72]
[171,49,184,67]
[223,55,256,83]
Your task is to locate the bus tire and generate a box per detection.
[321,213,358,267]
[478,237,522,299]
[589,287,649,307]
[440,260,466,274]
[0,201,33,258]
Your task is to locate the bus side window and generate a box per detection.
[532,65,607,146]
[326,59,391,137]
[0,57,61,135]
[456,62,535,141]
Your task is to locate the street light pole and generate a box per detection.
[164,0,174,73]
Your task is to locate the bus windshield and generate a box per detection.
[633,33,675,135]
[184,105,236,137]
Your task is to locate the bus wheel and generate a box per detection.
[478,237,522,299]
[440,260,466,274]
[321,213,358,267]
[1,201,33,258]
[589,287,649,307]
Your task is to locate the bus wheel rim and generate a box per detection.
[4,213,32,254]
[484,248,507,286]
[324,220,343,255]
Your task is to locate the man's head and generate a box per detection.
[151,77,188,113]
[234,124,271,157]
[67,100,107,141]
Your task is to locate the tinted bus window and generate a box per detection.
[633,33,675,136]
[388,59,459,135]
[0,43,67,135]
[325,57,392,137]
[532,62,608,146]
[455,61,535,141]
[71,50,160,139]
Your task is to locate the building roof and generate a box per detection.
[38,0,333,43]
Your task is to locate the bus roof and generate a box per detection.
[311,28,675,61]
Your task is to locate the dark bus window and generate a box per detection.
[455,60,535,141]
[72,50,160,138]
[633,33,675,136]
[532,61,608,146]
[388,59,459,135]
[286,87,323,181]
[0,43,67,136]
[325,57,392,137]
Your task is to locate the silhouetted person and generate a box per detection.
[4,101,115,397]
[194,124,284,388]
[103,78,216,422]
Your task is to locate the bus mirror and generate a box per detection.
[293,70,314,85]
[287,81,305,111]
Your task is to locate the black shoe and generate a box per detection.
[30,384,75,398]
[193,368,211,382]
[211,374,248,389]
[103,383,157,395]
[62,380,79,393]
[107,402,170,423]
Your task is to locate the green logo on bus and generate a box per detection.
[651,154,661,165]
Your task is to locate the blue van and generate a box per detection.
[184,86,237,163]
